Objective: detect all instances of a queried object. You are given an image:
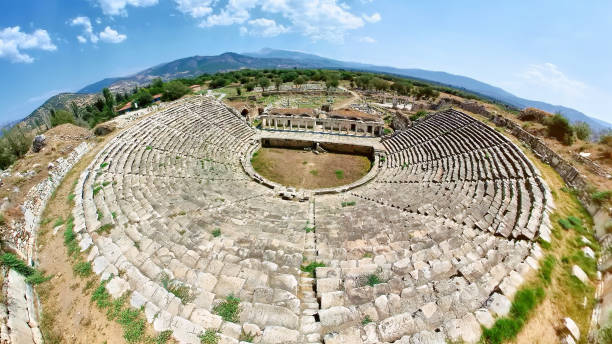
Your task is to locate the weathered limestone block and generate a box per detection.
[377,312,415,342]
[260,326,299,344]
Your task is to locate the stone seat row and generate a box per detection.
[309,194,541,342]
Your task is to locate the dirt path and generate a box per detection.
[333,87,361,110]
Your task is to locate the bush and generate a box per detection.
[213,295,241,322]
[573,121,591,141]
[160,272,194,304]
[545,113,574,145]
[0,126,32,169]
[518,107,550,123]
[50,109,75,127]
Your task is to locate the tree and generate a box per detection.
[209,78,228,89]
[274,78,282,91]
[245,82,255,92]
[150,78,164,95]
[325,77,339,91]
[294,76,305,89]
[573,121,591,141]
[258,77,270,91]
[136,89,153,107]
[236,87,242,96]
[162,80,190,101]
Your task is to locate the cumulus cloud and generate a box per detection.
[99,26,127,43]
[359,36,376,43]
[185,0,365,41]
[97,0,159,16]
[174,0,213,18]
[0,26,57,63]
[69,17,127,44]
[70,16,99,43]
[241,18,289,37]
[362,12,381,23]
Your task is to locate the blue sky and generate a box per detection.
[1,0,611,125]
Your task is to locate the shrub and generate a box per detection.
[410,110,428,121]
[239,330,255,342]
[301,262,325,277]
[211,228,221,237]
[50,109,75,127]
[518,107,550,123]
[334,170,344,179]
[573,121,591,141]
[545,113,574,145]
[213,295,241,323]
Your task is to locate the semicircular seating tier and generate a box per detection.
[72,96,553,344]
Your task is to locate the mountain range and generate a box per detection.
[27,48,612,133]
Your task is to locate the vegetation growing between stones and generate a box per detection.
[160,272,195,304]
[199,329,219,344]
[341,201,356,207]
[301,261,326,278]
[213,295,241,323]
[0,253,52,285]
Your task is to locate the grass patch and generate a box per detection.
[592,190,612,204]
[160,272,195,304]
[341,201,356,207]
[53,217,65,227]
[67,193,75,203]
[309,169,318,176]
[93,185,102,195]
[361,315,372,325]
[100,162,109,168]
[146,145,152,150]
[213,295,241,323]
[334,170,344,179]
[301,261,325,278]
[539,254,556,285]
[211,228,221,237]
[558,218,572,230]
[482,286,545,344]
[239,330,255,342]
[366,274,382,287]
[304,225,315,233]
[96,223,115,235]
[199,330,219,344]
[73,261,92,277]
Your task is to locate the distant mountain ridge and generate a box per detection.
[65,48,609,133]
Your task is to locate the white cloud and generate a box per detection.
[362,12,380,23]
[99,26,127,43]
[519,63,587,94]
[97,0,159,16]
[174,0,213,18]
[69,17,127,44]
[241,18,289,37]
[190,0,366,41]
[70,16,99,43]
[0,26,57,63]
[359,36,376,43]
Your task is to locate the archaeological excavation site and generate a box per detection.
[0,69,606,344]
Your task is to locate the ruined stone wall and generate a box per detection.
[391,111,412,131]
